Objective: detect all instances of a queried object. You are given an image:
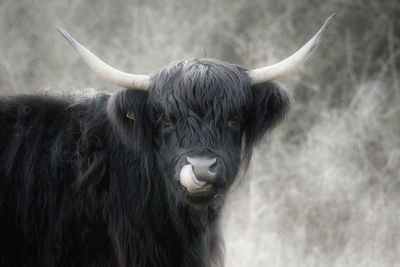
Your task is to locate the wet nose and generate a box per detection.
[186,156,217,183]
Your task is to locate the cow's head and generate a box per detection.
[146,59,291,206]
[58,15,334,207]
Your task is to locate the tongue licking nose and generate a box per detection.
[179,157,217,193]
[179,165,207,192]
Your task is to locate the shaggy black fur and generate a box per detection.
[0,58,291,267]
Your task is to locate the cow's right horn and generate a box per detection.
[57,27,151,91]
[247,14,335,85]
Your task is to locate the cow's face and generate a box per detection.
[146,59,291,207]
[148,59,249,206]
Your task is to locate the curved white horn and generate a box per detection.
[57,27,151,91]
[247,14,336,85]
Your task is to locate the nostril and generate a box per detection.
[208,158,217,173]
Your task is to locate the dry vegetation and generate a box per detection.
[0,0,399,266]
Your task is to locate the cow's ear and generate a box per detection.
[244,81,291,148]
[107,89,151,151]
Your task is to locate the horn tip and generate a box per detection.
[325,13,336,26]
[56,26,69,40]
[56,26,81,54]
[56,26,67,37]
[316,13,336,40]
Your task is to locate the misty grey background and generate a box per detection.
[1,0,399,266]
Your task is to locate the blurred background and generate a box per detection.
[0,0,399,266]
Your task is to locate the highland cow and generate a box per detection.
[0,15,334,267]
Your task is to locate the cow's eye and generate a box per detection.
[229,114,239,122]
[227,114,240,129]
[163,114,176,127]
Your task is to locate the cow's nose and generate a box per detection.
[186,156,217,183]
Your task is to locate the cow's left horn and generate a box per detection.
[247,14,335,85]
[57,27,151,91]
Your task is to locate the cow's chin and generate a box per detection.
[179,165,218,205]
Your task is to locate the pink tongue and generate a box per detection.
[179,165,207,192]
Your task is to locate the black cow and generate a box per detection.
[0,15,334,267]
